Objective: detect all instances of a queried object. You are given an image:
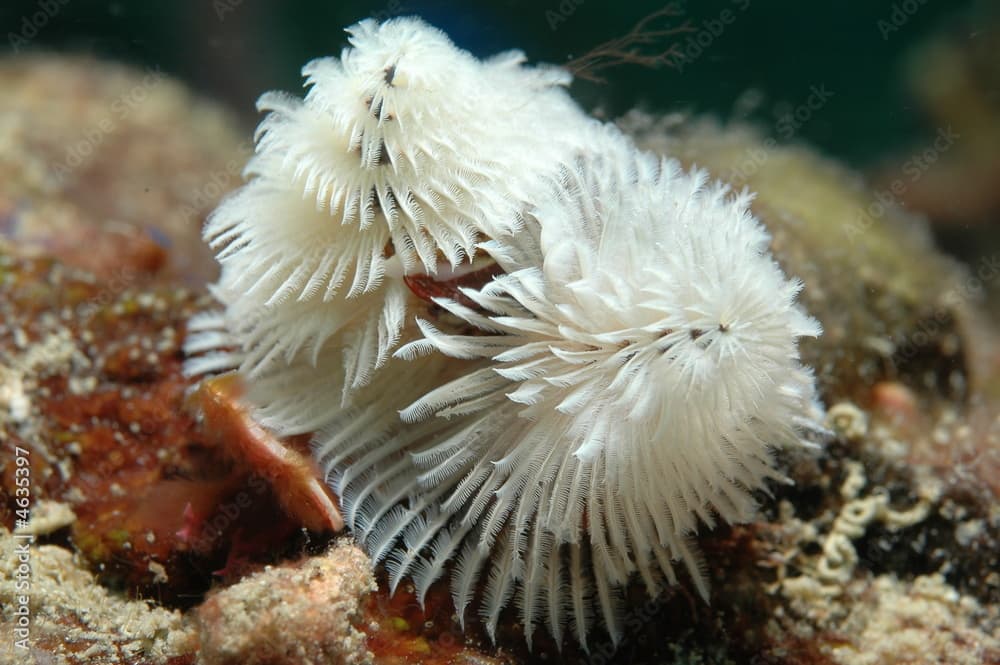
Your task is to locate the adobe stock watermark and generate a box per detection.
[368,0,407,23]
[174,140,252,225]
[877,0,932,40]
[892,252,1000,365]
[843,125,959,245]
[773,84,834,141]
[586,593,667,665]
[7,0,71,53]
[76,266,139,320]
[213,0,243,21]
[669,0,751,73]
[724,83,835,186]
[546,0,585,31]
[216,0,406,22]
[51,66,165,184]
[181,473,269,553]
[11,445,34,653]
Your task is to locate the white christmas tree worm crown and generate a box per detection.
[189,16,601,391]
[322,133,825,648]
[185,16,825,652]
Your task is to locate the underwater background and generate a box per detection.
[2,0,997,272]
[0,0,985,157]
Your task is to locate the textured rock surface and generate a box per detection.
[0,527,196,664]
[195,540,375,665]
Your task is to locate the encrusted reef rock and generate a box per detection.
[0,527,196,664]
[0,53,997,665]
[0,54,333,606]
[195,540,375,665]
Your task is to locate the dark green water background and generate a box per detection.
[0,0,985,164]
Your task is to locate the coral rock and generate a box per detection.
[195,540,375,665]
